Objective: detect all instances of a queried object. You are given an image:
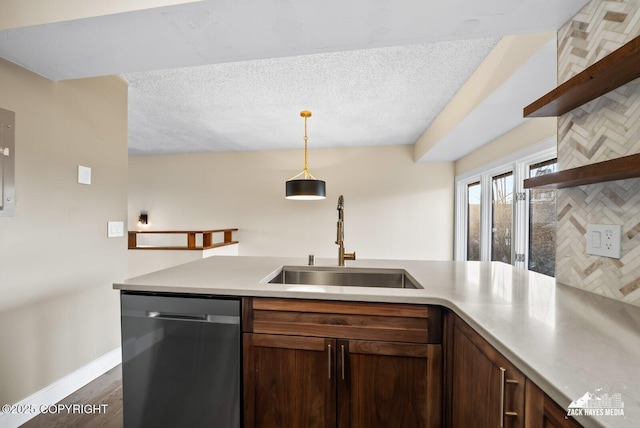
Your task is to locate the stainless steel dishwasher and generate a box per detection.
[121,292,241,428]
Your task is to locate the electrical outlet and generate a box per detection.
[586,224,622,259]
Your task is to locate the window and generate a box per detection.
[528,159,557,276]
[467,182,481,261]
[455,140,557,277]
[491,172,513,264]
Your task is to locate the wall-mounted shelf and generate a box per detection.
[128,228,238,250]
[524,153,640,189]
[523,34,640,117]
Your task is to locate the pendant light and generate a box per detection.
[285,110,326,200]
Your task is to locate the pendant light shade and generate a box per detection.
[285,111,326,200]
[286,179,326,200]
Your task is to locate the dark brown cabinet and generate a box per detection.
[448,316,526,428]
[244,333,335,428]
[524,380,582,428]
[337,339,441,428]
[445,313,582,428]
[243,298,582,428]
[243,298,443,428]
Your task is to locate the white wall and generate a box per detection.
[0,0,199,30]
[128,144,454,267]
[0,58,128,404]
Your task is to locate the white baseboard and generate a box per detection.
[0,347,121,428]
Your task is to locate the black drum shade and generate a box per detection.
[286,179,326,200]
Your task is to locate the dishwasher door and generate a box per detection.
[121,293,241,428]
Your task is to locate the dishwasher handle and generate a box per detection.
[122,309,239,324]
[148,311,239,324]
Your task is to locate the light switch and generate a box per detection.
[78,166,91,185]
[108,221,124,237]
[592,231,601,248]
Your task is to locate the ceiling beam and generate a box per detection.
[413,32,555,162]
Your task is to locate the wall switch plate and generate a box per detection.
[78,166,91,185]
[108,221,124,238]
[586,224,622,259]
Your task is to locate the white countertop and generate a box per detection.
[114,256,640,428]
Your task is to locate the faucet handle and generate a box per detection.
[344,251,356,261]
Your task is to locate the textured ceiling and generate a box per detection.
[421,37,557,162]
[125,39,499,154]
[0,0,590,158]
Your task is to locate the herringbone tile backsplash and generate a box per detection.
[556,0,640,306]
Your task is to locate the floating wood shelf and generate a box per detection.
[128,228,238,250]
[523,153,640,189]
[523,34,640,117]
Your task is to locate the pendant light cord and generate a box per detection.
[303,115,310,178]
[288,110,318,181]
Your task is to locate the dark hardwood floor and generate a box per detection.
[22,365,123,428]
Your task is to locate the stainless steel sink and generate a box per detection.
[266,266,422,289]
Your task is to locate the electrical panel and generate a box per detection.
[0,108,15,217]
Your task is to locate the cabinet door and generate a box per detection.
[337,339,442,428]
[450,318,525,428]
[244,333,336,428]
[525,379,582,428]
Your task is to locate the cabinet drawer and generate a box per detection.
[251,298,441,344]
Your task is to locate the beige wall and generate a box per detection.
[0,59,128,404]
[128,244,239,278]
[454,118,557,176]
[128,145,454,265]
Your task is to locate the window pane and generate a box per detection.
[528,159,557,277]
[467,182,481,261]
[491,172,513,264]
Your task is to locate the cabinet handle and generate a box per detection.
[499,367,519,427]
[328,344,332,379]
[340,344,345,380]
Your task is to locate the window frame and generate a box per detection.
[454,137,557,270]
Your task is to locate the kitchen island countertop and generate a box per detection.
[114,256,640,428]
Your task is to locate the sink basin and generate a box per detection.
[266,266,422,289]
